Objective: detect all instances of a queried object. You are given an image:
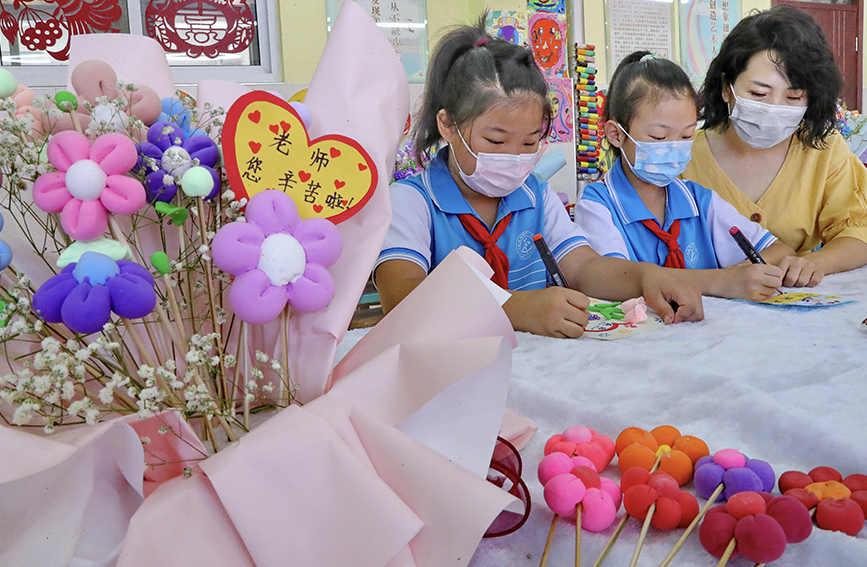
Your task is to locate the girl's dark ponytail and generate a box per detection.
[413,14,552,163]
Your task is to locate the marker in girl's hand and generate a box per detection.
[729,226,766,264]
[533,234,568,287]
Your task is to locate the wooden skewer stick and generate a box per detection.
[717,538,737,567]
[628,502,656,567]
[591,513,629,567]
[539,514,560,567]
[657,482,725,567]
[592,450,665,567]
[576,503,582,567]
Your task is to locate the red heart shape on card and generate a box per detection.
[223,91,378,223]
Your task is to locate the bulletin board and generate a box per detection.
[605,0,674,75]
[325,0,428,82]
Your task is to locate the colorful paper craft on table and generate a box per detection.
[222,91,378,224]
[746,291,854,308]
[485,11,528,46]
[529,12,568,79]
[546,77,574,143]
[584,298,665,340]
[528,0,566,14]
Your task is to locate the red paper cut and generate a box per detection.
[144,0,255,59]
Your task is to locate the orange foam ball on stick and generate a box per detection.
[615,427,658,456]
[659,449,695,486]
[650,425,681,447]
[618,442,658,474]
[806,481,852,501]
[672,435,710,465]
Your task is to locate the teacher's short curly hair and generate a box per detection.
[699,5,842,149]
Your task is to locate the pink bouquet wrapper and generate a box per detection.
[116,247,520,567]
[287,0,410,403]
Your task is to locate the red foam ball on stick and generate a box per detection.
[779,470,813,493]
[573,442,609,472]
[809,466,843,483]
[675,491,699,528]
[843,473,867,493]
[621,466,652,493]
[544,434,563,455]
[815,497,866,536]
[734,513,788,564]
[784,488,820,510]
[591,433,616,464]
[699,510,739,559]
[624,484,659,520]
[849,490,867,517]
[766,495,814,543]
[727,491,767,520]
[651,495,682,530]
[647,471,680,499]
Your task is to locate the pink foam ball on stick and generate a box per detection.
[573,442,608,472]
[714,449,746,470]
[570,456,597,471]
[591,433,616,463]
[563,426,594,444]
[544,473,587,516]
[538,452,575,486]
[581,488,618,532]
[599,477,623,510]
[551,440,578,455]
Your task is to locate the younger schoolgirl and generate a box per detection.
[574,52,821,300]
[375,21,703,338]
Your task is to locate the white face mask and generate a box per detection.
[728,85,807,149]
[451,127,544,198]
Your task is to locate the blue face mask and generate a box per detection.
[617,123,694,187]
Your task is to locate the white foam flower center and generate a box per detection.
[257,233,306,286]
[162,146,193,177]
[91,103,128,130]
[65,159,107,201]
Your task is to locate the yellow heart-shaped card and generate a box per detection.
[222,91,378,224]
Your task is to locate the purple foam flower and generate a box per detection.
[211,190,342,325]
[136,121,220,203]
[32,252,157,335]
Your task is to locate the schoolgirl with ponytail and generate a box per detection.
[375,20,703,337]
[574,51,820,301]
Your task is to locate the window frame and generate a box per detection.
[0,0,282,88]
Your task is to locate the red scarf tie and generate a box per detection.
[458,212,513,289]
[640,218,686,269]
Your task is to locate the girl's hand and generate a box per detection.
[638,267,704,324]
[776,255,824,287]
[503,287,590,338]
[726,263,784,301]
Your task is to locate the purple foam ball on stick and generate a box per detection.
[745,459,776,493]
[723,467,765,500]
[695,462,726,501]
[695,455,715,469]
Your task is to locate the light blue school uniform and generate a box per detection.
[575,158,776,268]
[376,149,588,290]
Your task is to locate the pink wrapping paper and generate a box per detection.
[288,0,411,402]
[115,246,518,567]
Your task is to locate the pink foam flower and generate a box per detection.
[32,131,147,242]
[211,190,343,325]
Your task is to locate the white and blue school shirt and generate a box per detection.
[574,158,777,268]
[375,149,589,290]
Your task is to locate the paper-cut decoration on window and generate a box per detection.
[222,91,378,224]
[546,78,574,143]
[0,0,124,61]
[144,0,255,59]
[485,11,528,46]
[528,0,566,14]
[529,12,568,79]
